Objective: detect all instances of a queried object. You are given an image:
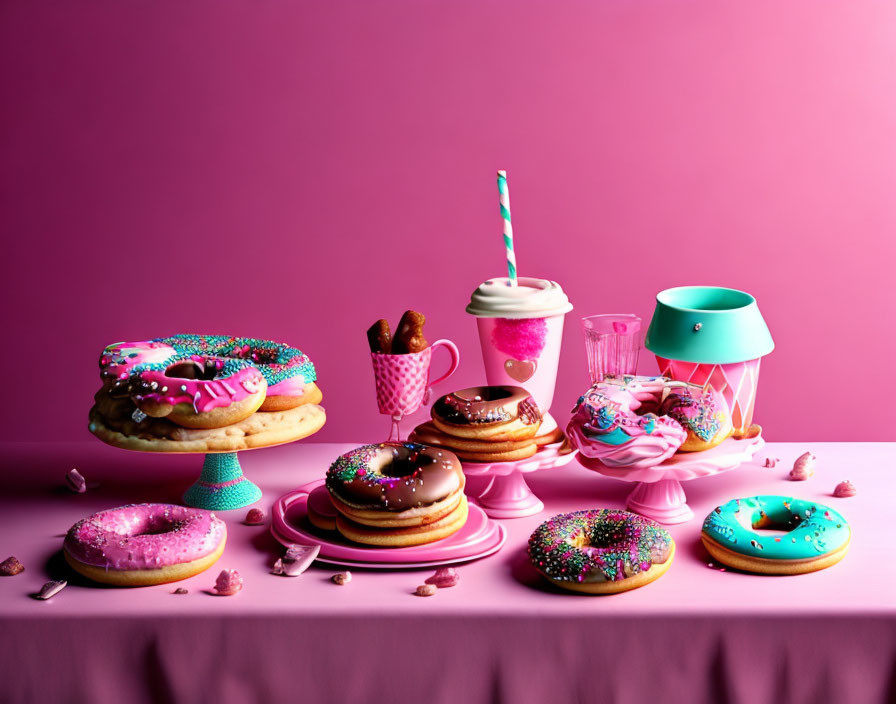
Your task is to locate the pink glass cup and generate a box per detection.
[582,314,642,383]
[475,314,565,416]
[656,356,761,436]
[370,339,460,441]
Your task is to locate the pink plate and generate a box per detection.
[270,481,507,569]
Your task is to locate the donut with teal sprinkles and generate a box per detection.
[152,334,316,388]
[528,509,675,594]
[100,334,319,414]
[701,496,850,574]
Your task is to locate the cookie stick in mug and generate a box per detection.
[392,310,428,354]
[367,319,392,354]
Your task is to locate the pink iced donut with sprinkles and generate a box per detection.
[567,376,687,468]
[63,504,227,586]
[99,335,321,429]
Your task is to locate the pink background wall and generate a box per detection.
[2,0,895,443]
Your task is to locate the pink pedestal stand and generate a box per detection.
[461,442,578,518]
[577,434,765,524]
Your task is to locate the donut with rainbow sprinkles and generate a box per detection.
[528,509,675,594]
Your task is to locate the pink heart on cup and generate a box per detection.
[504,358,536,383]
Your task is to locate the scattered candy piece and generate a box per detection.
[66,468,87,494]
[273,543,320,577]
[0,556,24,576]
[213,569,243,596]
[36,580,67,600]
[244,508,266,525]
[415,583,437,597]
[763,458,779,468]
[833,480,856,498]
[172,587,189,595]
[424,567,459,588]
[789,452,816,481]
[332,571,352,585]
[707,563,713,568]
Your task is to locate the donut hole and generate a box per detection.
[378,456,425,479]
[133,520,181,536]
[111,515,182,537]
[458,387,513,402]
[165,360,218,381]
[739,511,802,536]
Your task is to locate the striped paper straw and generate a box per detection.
[497,170,517,285]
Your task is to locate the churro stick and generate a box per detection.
[392,310,428,354]
[367,319,392,354]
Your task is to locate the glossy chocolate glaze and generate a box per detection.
[432,386,542,426]
[326,443,463,511]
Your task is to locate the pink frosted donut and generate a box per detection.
[63,504,227,586]
[98,335,322,429]
[568,376,687,468]
[568,376,734,468]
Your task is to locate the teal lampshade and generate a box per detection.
[644,286,774,364]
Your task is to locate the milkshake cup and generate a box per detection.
[466,277,573,426]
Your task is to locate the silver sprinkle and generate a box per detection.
[36,580,67,600]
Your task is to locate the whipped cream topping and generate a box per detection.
[466,277,573,319]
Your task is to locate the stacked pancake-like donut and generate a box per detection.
[89,335,325,452]
[323,442,467,547]
[528,509,675,594]
[64,504,227,586]
[409,385,549,462]
[567,375,732,468]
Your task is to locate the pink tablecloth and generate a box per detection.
[2,442,894,704]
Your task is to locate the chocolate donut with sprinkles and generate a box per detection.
[324,442,468,547]
[528,509,675,594]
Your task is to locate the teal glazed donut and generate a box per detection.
[701,496,850,575]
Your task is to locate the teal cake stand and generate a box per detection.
[182,452,262,511]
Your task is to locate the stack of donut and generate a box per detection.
[89,334,325,453]
[567,374,733,468]
[320,442,468,547]
[409,385,559,462]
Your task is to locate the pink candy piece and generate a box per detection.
[36,580,67,600]
[273,544,320,577]
[833,480,856,498]
[0,556,24,576]
[424,567,460,588]
[172,587,189,595]
[789,452,816,481]
[213,569,243,596]
[244,508,266,525]
[415,583,438,597]
[66,468,86,494]
[763,457,779,468]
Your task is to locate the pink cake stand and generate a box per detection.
[461,442,578,518]
[577,433,765,524]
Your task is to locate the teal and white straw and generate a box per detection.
[497,170,517,286]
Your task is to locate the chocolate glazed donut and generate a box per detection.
[326,442,464,512]
[432,386,542,426]
[429,386,543,442]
